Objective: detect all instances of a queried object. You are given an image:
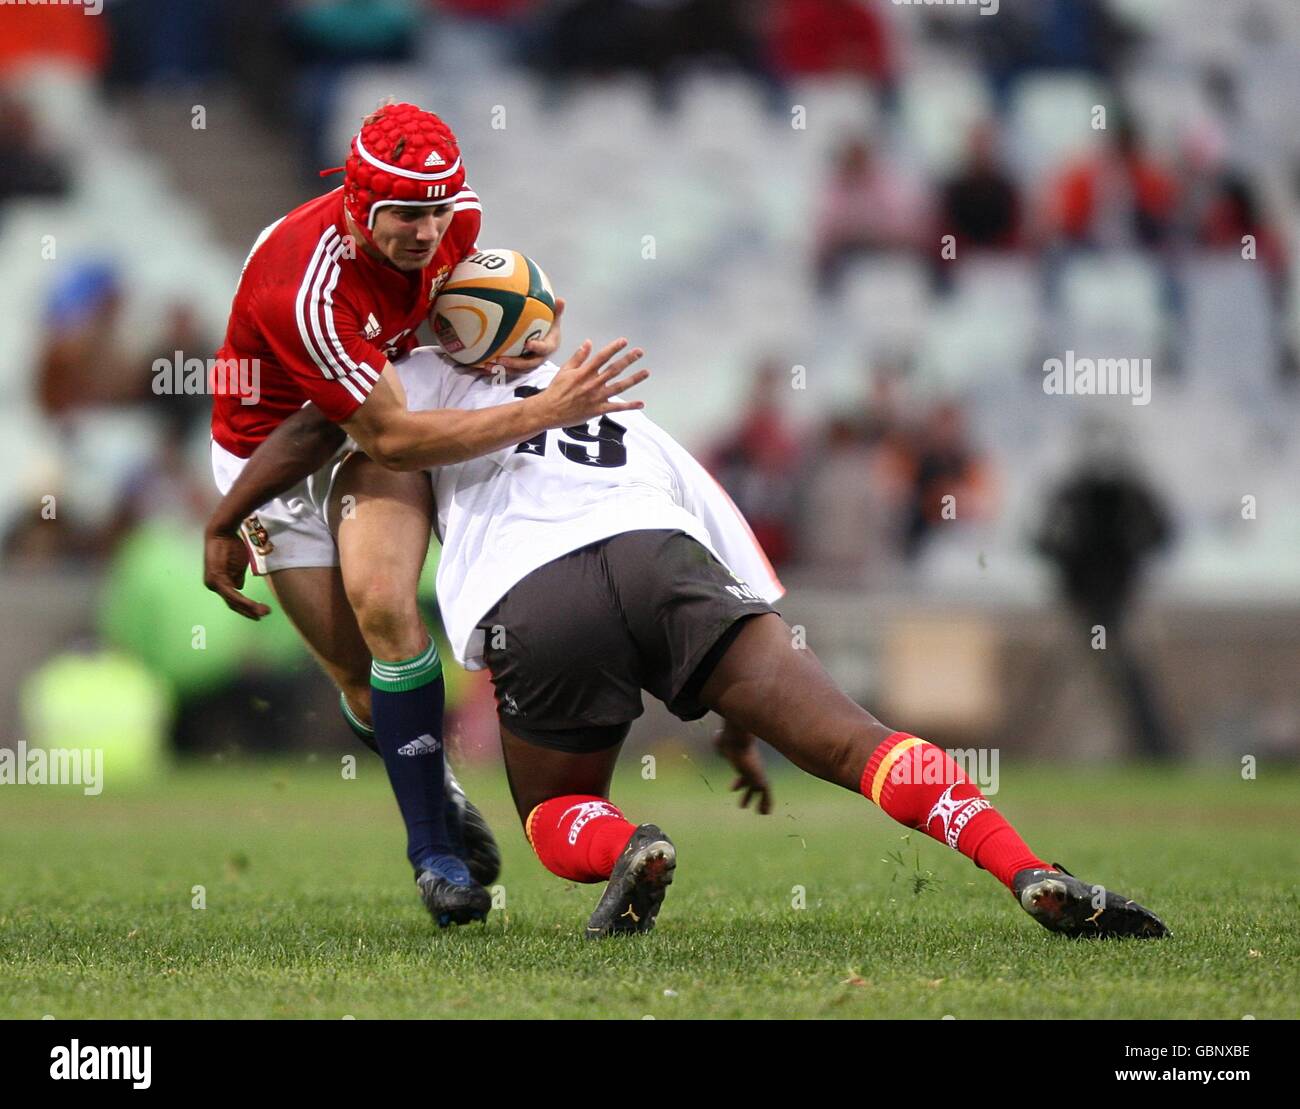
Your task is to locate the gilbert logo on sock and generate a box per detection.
[397,734,441,757]
[560,800,620,845]
[926,783,991,849]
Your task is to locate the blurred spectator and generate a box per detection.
[533,0,779,110]
[707,361,802,568]
[1193,170,1287,279]
[108,419,214,549]
[285,0,422,59]
[1035,426,1177,759]
[858,365,917,529]
[426,0,544,72]
[36,263,142,420]
[1196,166,1295,380]
[221,0,301,125]
[1,499,97,571]
[0,2,109,78]
[796,412,901,588]
[282,0,422,174]
[1041,120,1179,250]
[902,400,992,560]
[437,0,539,14]
[104,0,226,88]
[859,364,908,446]
[938,122,1022,253]
[1176,121,1295,380]
[765,0,894,88]
[813,138,932,293]
[963,0,1141,108]
[0,92,70,206]
[141,302,219,440]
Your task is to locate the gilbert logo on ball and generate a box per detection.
[431,249,555,365]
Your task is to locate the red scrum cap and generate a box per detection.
[337,102,466,246]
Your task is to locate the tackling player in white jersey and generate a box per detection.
[208,346,1168,942]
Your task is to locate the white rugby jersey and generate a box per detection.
[396,347,785,669]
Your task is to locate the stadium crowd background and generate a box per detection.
[2,0,1299,770]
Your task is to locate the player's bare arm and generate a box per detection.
[203,409,346,620]
[341,335,646,471]
[713,720,772,815]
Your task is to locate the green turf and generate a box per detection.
[1,755,1296,1019]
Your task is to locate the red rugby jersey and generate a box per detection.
[210,185,481,457]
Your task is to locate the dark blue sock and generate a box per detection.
[370,639,455,872]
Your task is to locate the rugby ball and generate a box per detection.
[431,249,556,365]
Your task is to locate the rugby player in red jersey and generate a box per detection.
[204,102,648,927]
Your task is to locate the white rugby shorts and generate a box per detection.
[210,438,352,575]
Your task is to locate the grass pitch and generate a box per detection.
[1,755,1296,1019]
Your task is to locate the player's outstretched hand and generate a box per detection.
[488,296,565,374]
[714,721,772,815]
[541,336,648,427]
[203,528,272,620]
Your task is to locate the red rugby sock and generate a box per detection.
[861,732,1050,889]
[526,795,637,883]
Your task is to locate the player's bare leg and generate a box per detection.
[499,725,674,938]
[498,726,623,825]
[331,453,433,662]
[328,453,492,924]
[264,565,373,730]
[699,613,1168,938]
[700,614,893,790]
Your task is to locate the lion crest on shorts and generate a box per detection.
[243,514,274,555]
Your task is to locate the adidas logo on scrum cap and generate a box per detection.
[397,734,441,757]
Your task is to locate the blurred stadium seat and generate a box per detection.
[1007,73,1109,182]
[1057,251,1164,355]
[898,59,995,176]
